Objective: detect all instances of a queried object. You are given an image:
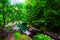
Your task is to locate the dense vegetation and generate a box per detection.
[33,34,54,40]
[0,0,60,28]
[0,0,60,40]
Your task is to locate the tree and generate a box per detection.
[0,0,60,28]
[30,0,60,28]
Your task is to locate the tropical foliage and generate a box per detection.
[0,0,60,28]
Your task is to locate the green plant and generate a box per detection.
[33,34,54,40]
[14,31,32,40]
[6,25,13,30]
[0,0,60,29]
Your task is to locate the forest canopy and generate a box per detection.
[0,0,60,28]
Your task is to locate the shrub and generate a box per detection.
[33,34,54,40]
